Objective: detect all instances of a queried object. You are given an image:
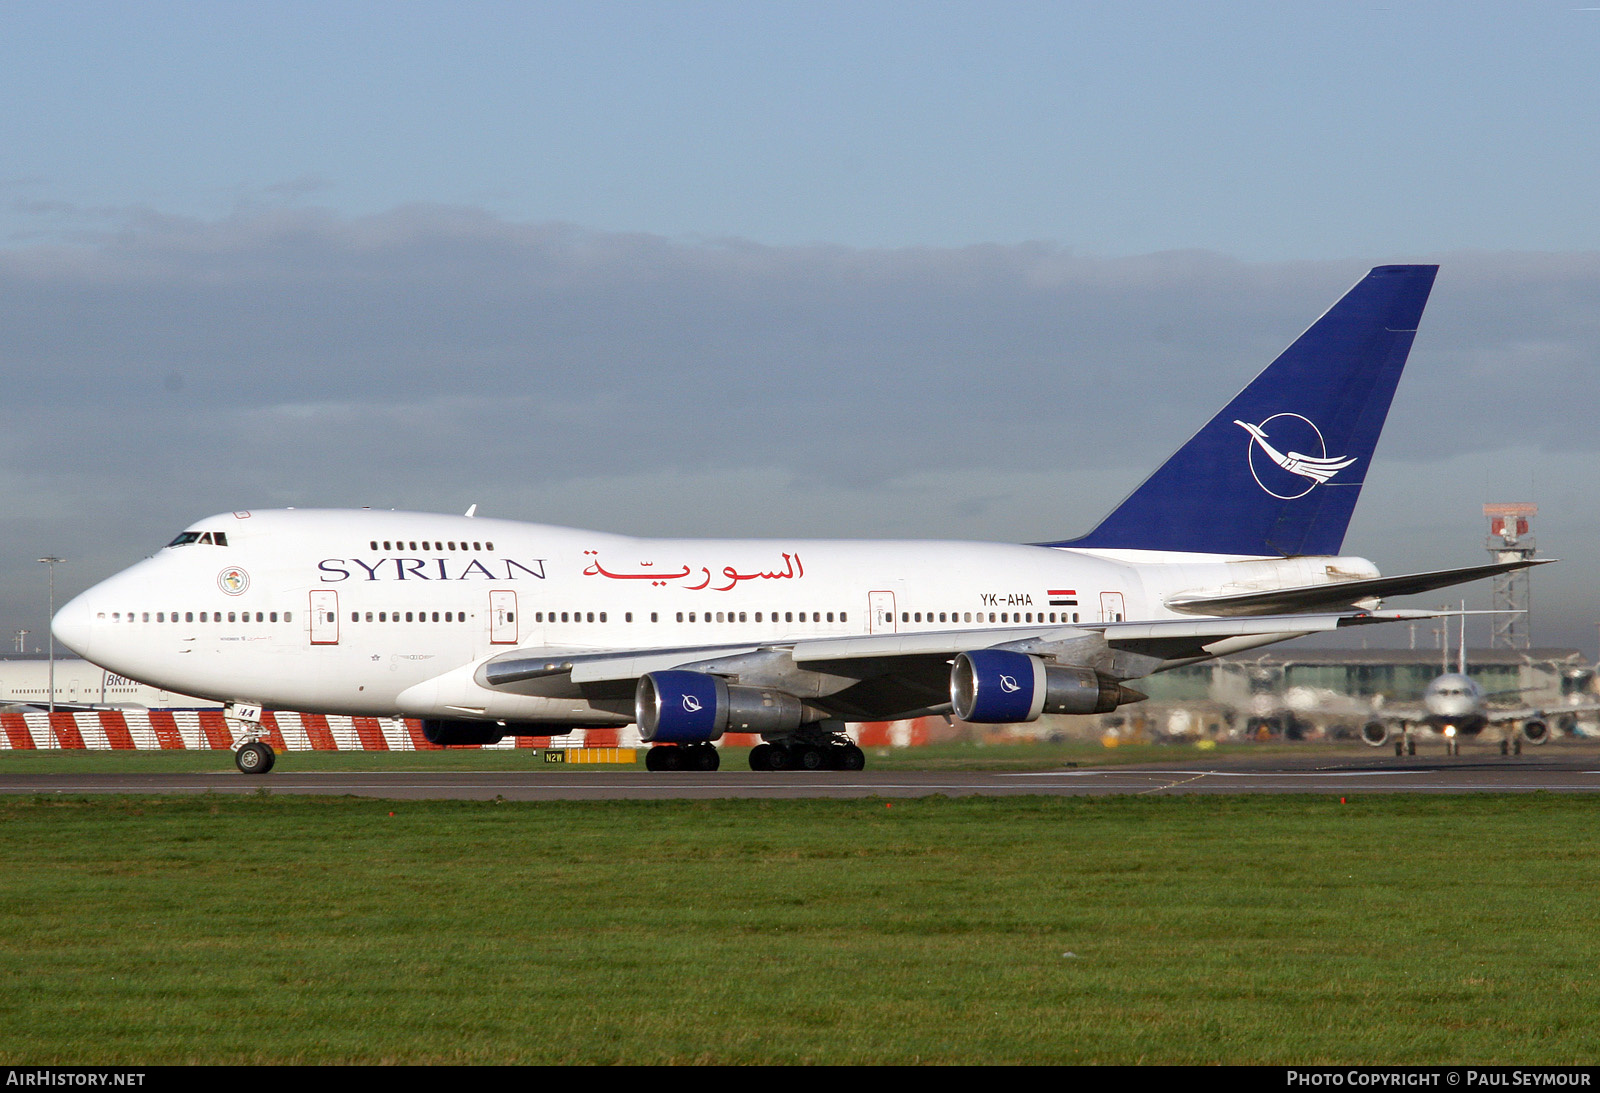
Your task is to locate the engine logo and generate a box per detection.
[1235,415,1357,500]
[681,695,703,713]
[999,674,1021,693]
[217,567,250,596]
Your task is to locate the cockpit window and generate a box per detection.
[165,531,229,548]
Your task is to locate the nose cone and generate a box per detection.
[51,589,96,659]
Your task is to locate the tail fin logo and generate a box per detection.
[1234,415,1357,500]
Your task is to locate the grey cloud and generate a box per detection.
[2,207,1598,648]
[0,211,1372,478]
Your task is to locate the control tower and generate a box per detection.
[1484,502,1537,650]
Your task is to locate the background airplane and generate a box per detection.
[0,656,213,713]
[1359,617,1600,756]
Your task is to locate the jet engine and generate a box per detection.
[421,718,506,746]
[950,650,1140,724]
[1360,721,1391,747]
[1520,719,1550,746]
[635,670,805,743]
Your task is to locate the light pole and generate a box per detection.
[38,557,63,719]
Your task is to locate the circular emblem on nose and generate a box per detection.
[218,567,250,595]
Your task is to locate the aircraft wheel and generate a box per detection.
[748,743,773,771]
[693,745,720,772]
[1407,740,1415,756]
[1394,741,1403,757]
[235,741,275,775]
[834,743,866,771]
[766,744,792,771]
[1501,740,1510,756]
[645,746,677,772]
[1514,739,1522,756]
[795,744,826,771]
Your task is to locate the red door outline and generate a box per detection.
[309,590,339,645]
[490,590,518,644]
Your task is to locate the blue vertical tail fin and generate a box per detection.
[1047,264,1438,557]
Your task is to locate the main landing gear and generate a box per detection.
[1392,725,1416,757]
[748,739,865,772]
[644,743,721,772]
[641,735,867,773]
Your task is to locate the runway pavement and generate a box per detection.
[5,751,1600,800]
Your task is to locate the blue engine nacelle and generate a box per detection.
[635,670,806,743]
[950,650,1137,723]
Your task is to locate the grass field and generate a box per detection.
[3,791,1599,1064]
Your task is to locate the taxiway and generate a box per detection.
[5,752,1600,800]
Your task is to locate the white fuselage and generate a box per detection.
[1420,672,1489,734]
[51,509,1380,723]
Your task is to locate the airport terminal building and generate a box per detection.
[1091,647,1598,743]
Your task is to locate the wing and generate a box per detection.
[475,609,1438,722]
[1484,700,1600,725]
[1359,705,1429,725]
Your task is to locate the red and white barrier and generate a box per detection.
[0,709,952,751]
[0,709,643,751]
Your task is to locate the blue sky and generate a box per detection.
[6,2,1598,256]
[2,2,1599,654]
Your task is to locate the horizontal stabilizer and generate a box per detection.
[1165,558,1553,617]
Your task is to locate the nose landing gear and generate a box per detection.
[226,702,275,775]
[235,740,276,774]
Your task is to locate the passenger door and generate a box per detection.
[490,590,518,645]
[869,591,897,634]
[309,590,340,645]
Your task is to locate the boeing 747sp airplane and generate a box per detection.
[51,264,1540,773]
